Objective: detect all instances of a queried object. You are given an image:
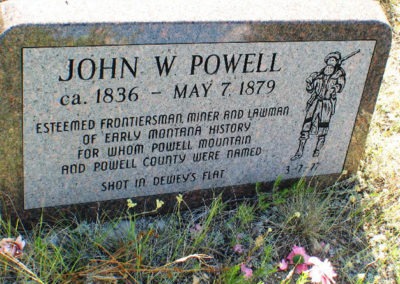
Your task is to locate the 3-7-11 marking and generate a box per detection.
[285,162,320,174]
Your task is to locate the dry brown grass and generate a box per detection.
[360,1,400,282]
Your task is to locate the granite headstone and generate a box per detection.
[0,0,391,221]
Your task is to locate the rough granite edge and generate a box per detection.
[0,19,392,43]
[343,21,392,174]
[0,0,390,29]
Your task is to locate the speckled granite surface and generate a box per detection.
[0,0,391,224]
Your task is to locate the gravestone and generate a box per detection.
[0,0,391,220]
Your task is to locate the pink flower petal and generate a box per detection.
[295,263,309,274]
[278,259,289,271]
[287,245,310,265]
[308,256,337,284]
[233,244,244,254]
[0,236,25,258]
[240,263,253,279]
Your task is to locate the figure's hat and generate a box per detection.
[324,52,341,64]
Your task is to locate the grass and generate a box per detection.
[358,1,400,282]
[0,180,375,283]
[0,0,399,283]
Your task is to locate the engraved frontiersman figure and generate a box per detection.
[291,50,360,161]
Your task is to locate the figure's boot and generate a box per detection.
[291,138,307,161]
[313,135,326,157]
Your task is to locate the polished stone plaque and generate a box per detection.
[23,41,375,208]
